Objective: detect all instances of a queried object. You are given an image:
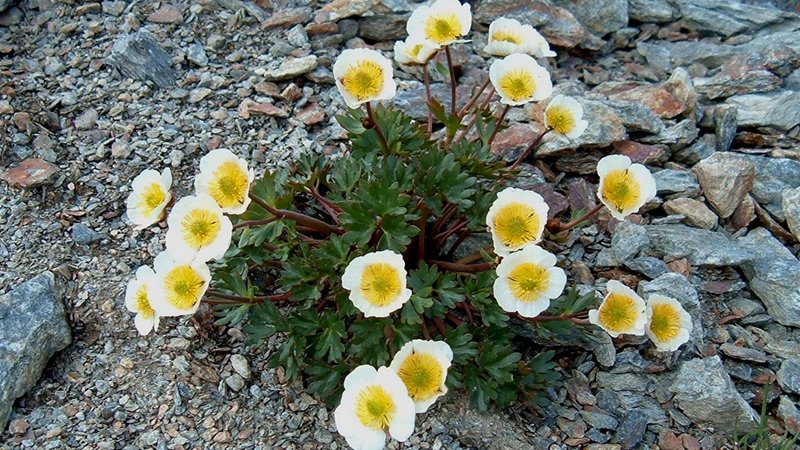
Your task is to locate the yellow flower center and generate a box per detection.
[601,169,641,214]
[498,69,536,102]
[408,44,424,58]
[355,385,396,430]
[359,263,402,307]
[180,208,221,249]
[649,303,682,342]
[492,30,522,45]
[493,202,541,249]
[598,293,640,334]
[398,352,443,401]
[507,263,549,302]
[163,265,205,310]
[546,105,577,135]
[341,60,385,102]
[209,161,249,209]
[136,285,155,319]
[424,13,462,44]
[138,183,166,216]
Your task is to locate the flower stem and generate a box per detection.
[444,45,458,115]
[423,63,434,134]
[365,102,390,154]
[458,77,491,118]
[429,259,493,273]
[205,289,291,305]
[249,193,341,235]
[512,312,590,325]
[508,127,552,171]
[232,217,277,231]
[551,203,605,232]
[487,104,510,147]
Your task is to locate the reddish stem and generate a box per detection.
[429,260,493,273]
[486,104,510,147]
[508,128,552,171]
[550,203,605,232]
[444,45,457,115]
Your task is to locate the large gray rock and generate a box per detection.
[693,152,755,219]
[674,0,788,37]
[739,154,800,221]
[777,359,800,395]
[782,187,800,241]
[473,0,589,49]
[0,272,72,430]
[562,0,628,36]
[645,224,754,266]
[738,228,800,327]
[108,29,177,88]
[669,356,758,432]
[639,273,704,351]
[628,0,679,23]
[727,90,800,131]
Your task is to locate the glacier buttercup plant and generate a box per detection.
[333,48,397,109]
[493,244,567,318]
[147,251,211,317]
[545,95,588,139]
[645,295,693,351]
[490,53,553,106]
[484,17,556,58]
[589,280,647,337]
[126,168,172,229]
[165,195,233,263]
[124,266,159,336]
[597,155,657,221]
[195,148,254,215]
[389,340,453,413]
[342,250,413,318]
[486,187,549,257]
[406,0,471,48]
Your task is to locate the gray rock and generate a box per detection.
[636,42,673,77]
[264,55,318,81]
[672,134,715,165]
[639,272,703,349]
[653,169,700,196]
[74,108,98,130]
[675,0,788,37]
[358,15,408,42]
[225,374,245,392]
[394,82,472,122]
[719,342,768,363]
[669,356,758,432]
[624,256,669,279]
[739,228,800,327]
[667,41,740,69]
[72,223,101,244]
[739,154,800,221]
[513,317,616,367]
[473,0,589,49]
[777,359,800,395]
[663,198,718,230]
[602,99,664,134]
[615,410,649,449]
[0,272,72,430]
[0,0,13,14]
[286,24,309,48]
[230,354,251,380]
[563,0,628,36]
[580,410,619,430]
[645,224,754,266]
[186,43,208,67]
[782,187,800,241]
[539,100,627,156]
[727,90,800,131]
[693,152,755,219]
[640,119,698,149]
[102,1,126,16]
[777,395,800,434]
[628,0,679,22]
[714,105,738,153]
[611,221,650,262]
[108,29,177,88]
[0,5,22,25]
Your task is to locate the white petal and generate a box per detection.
[544,267,567,298]
[344,365,378,391]
[596,154,631,178]
[134,313,156,336]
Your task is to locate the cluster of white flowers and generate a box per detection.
[124,149,253,335]
[335,340,452,450]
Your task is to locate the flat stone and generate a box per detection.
[673,135,715,165]
[693,152,755,219]
[628,0,679,22]
[738,228,800,327]
[314,0,377,23]
[624,256,668,279]
[727,90,800,131]
[261,7,312,30]
[74,108,98,130]
[614,410,648,449]
[602,100,664,134]
[738,154,800,221]
[606,69,697,120]
[653,169,700,196]
[0,158,59,188]
[580,410,619,430]
[674,0,788,37]
[147,5,183,24]
[639,273,703,350]
[108,30,177,88]
[0,272,72,430]
[777,396,800,434]
[238,99,288,119]
[669,356,757,432]
[663,198,717,230]
[230,354,251,380]
[611,221,650,263]
[646,224,753,266]
[777,360,800,395]
[187,43,208,67]
[562,0,628,36]
[102,1,126,16]
[719,343,768,363]
[781,187,800,241]
[612,141,666,165]
[188,88,212,104]
[714,105,738,153]
[358,14,407,41]
[491,122,545,162]
[264,55,318,81]
[72,223,101,245]
[473,0,588,49]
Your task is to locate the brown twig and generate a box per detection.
[486,104,510,147]
[204,289,291,304]
[512,312,590,325]
[549,203,604,233]
[508,128,552,171]
[249,194,341,235]
[458,77,491,118]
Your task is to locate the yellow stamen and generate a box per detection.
[341,60,385,101]
[424,13,462,44]
[359,263,402,307]
[601,169,641,214]
[498,69,536,102]
[649,303,682,342]
[136,285,155,319]
[408,44,424,58]
[492,30,522,45]
[163,265,205,310]
[398,352,443,401]
[355,385,396,430]
[546,105,577,135]
[493,202,541,249]
[180,209,221,249]
[598,293,640,334]
[508,263,549,302]
[138,183,166,216]
[209,161,249,209]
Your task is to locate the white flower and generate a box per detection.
[335,365,416,450]
[645,294,693,351]
[596,155,657,221]
[124,265,160,336]
[493,244,566,318]
[486,187,549,257]
[126,168,172,229]
[333,48,397,109]
[483,17,556,58]
[394,36,439,66]
[389,340,453,413]
[342,250,412,317]
[489,53,553,106]
[165,195,233,263]
[589,280,647,337]
[194,148,254,215]
[147,250,211,317]
[406,0,471,49]
[545,95,588,139]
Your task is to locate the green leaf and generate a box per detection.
[349,319,390,367]
[244,300,287,345]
